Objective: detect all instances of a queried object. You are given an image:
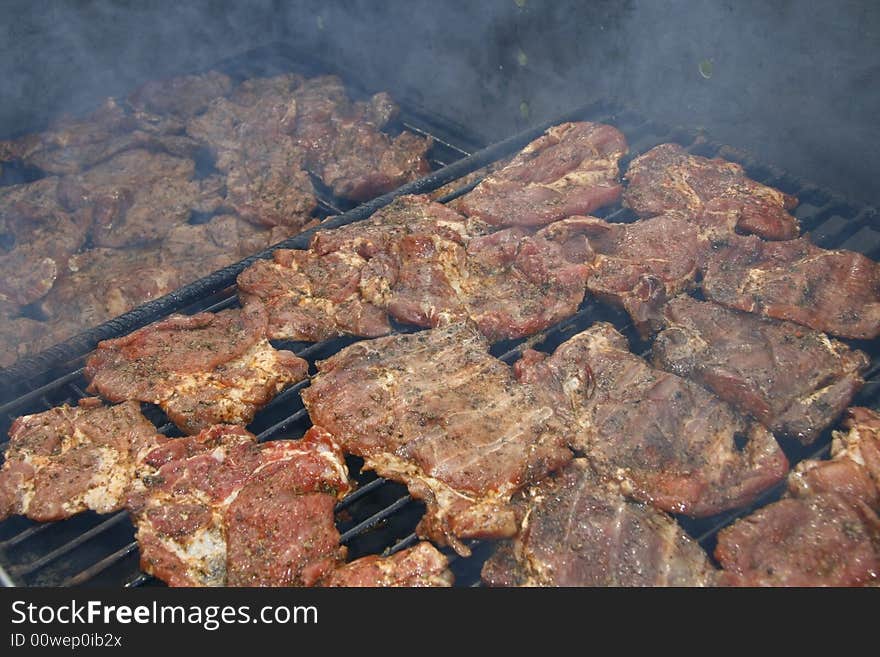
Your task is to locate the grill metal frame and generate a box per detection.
[1,48,879,588]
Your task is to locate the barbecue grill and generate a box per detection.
[1,35,879,587]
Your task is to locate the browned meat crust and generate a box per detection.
[654,296,869,443]
[320,543,454,587]
[623,143,799,240]
[481,459,716,586]
[455,122,627,226]
[128,71,233,119]
[0,399,162,522]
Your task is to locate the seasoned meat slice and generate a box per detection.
[0,317,64,369]
[128,71,233,118]
[0,399,162,522]
[714,492,880,586]
[516,322,788,517]
[702,235,880,339]
[654,296,869,443]
[129,425,351,587]
[84,306,308,434]
[573,213,708,335]
[58,149,224,248]
[455,122,627,226]
[301,323,575,555]
[0,176,90,307]
[240,195,593,342]
[321,543,454,587]
[789,407,880,508]
[623,143,799,240]
[481,460,716,586]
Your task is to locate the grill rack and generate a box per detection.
[1,50,879,587]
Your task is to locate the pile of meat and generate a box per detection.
[2,115,879,588]
[0,70,432,369]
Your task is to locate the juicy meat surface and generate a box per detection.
[321,543,454,587]
[239,194,593,342]
[573,213,708,335]
[0,399,162,522]
[702,235,880,339]
[714,492,880,586]
[58,149,224,248]
[789,407,880,508]
[129,425,351,587]
[0,317,64,369]
[481,460,716,586]
[654,296,869,443]
[301,323,575,555]
[623,143,799,240]
[455,122,627,226]
[516,322,788,517]
[84,306,308,434]
[128,71,233,118]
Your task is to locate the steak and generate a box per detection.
[789,407,880,508]
[58,149,225,248]
[714,492,880,586]
[623,143,800,240]
[573,213,708,335]
[321,543,454,587]
[654,295,869,443]
[0,317,62,369]
[702,235,880,339]
[0,399,162,522]
[455,122,627,226]
[239,195,593,342]
[301,323,575,555]
[129,425,351,587]
[128,71,233,119]
[481,460,716,586]
[515,322,788,517]
[84,306,308,434]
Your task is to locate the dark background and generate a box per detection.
[2,0,878,206]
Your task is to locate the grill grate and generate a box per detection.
[1,50,878,587]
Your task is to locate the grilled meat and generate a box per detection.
[481,459,716,586]
[516,322,788,517]
[0,399,162,522]
[789,407,880,508]
[427,156,514,201]
[623,143,799,240]
[715,492,880,586]
[321,542,454,587]
[455,122,627,226]
[129,425,351,587]
[654,296,869,443]
[573,213,708,335]
[301,323,574,555]
[128,71,233,119]
[84,306,308,434]
[239,194,593,342]
[0,317,63,369]
[58,149,224,248]
[702,235,880,339]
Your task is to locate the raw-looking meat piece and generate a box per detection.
[455,122,627,226]
[623,143,799,240]
[84,306,308,434]
[572,213,708,335]
[0,176,91,306]
[702,235,880,339]
[321,543,454,587]
[129,425,351,587]
[0,98,199,174]
[481,460,716,586]
[653,296,869,443]
[301,323,575,555]
[515,322,788,517]
[40,247,183,330]
[128,71,233,118]
[0,399,162,522]
[58,149,224,248]
[714,492,880,586]
[789,407,880,508]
